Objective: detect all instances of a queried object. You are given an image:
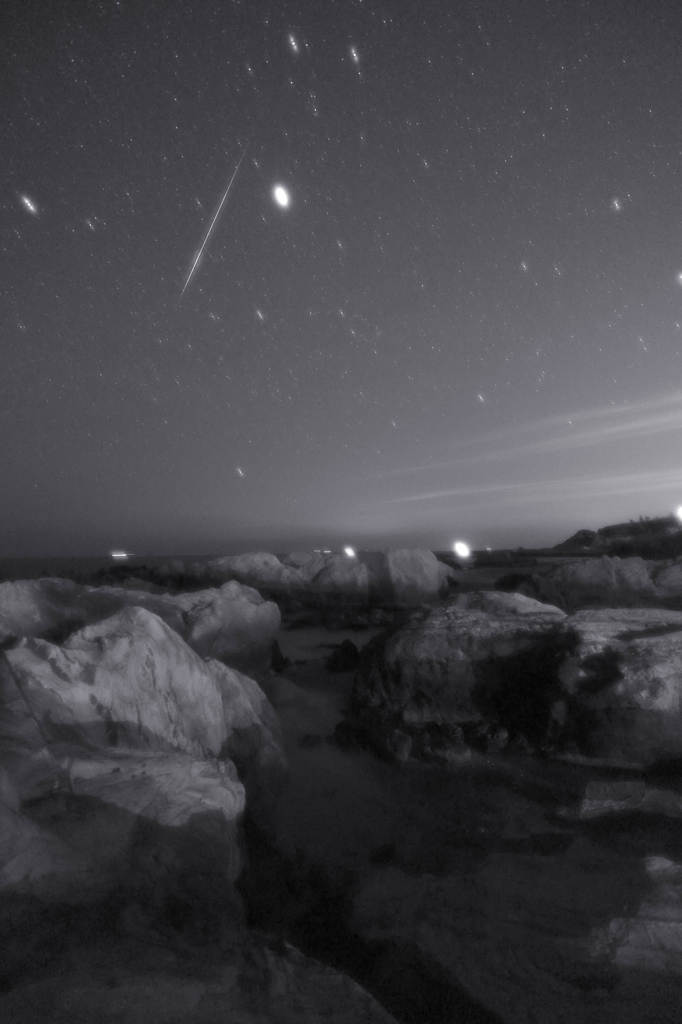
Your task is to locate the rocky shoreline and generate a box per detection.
[3,549,682,1021]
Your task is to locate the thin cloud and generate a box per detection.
[382,390,682,478]
[389,467,682,507]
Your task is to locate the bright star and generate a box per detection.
[343,546,356,558]
[288,33,299,54]
[453,541,471,559]
[255,309,265,321]
[477,393,485,403]
[611,197,622,212]
[349,45,360,64]
[272,184,291,208]
[20,194,39,216]
[235,466,245,478]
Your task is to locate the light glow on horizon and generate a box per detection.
[453,540,471,559]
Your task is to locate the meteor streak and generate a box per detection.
[180,144,249,297]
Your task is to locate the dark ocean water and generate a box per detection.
[0,554,209,583]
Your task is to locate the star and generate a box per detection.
[272,184,291,208]
[288,33,299,55]
[611,197,622,212]
[349,45,360,65]
[19,194,39,216]
[235,466,245,478]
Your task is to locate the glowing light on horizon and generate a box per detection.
[110,550,129,560]
[343,545,356,558]
[453,540,471,559]
[675,506,682,523]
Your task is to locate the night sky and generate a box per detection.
[5,0,682,557]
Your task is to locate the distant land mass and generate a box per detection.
[552,514,682,558]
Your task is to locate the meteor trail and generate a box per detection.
[180,144,249,297]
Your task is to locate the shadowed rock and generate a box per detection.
[529,556,658,611]
[349,592,569,761]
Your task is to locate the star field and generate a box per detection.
[4,0,682,555]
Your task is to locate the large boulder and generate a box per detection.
[0,578,280,671]
[201,551,303,593]
[171,581,280,669]
[0,607,284,911]
[175,549,456,614]
[308,556,370,606]
[349,592,569,761]
[529,556,658,611]
[365,548,450,606]
[554,606,682,765]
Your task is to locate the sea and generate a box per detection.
[0,554,208,584]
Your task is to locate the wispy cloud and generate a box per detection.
[389,467,682,507]
[383,390,682,478]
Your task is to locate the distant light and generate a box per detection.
[272,184,291,208]
[110,550,129,560]
[676,506,682,523]
[677,272,682,286]
[323,548,332,554]
[288,33,299,55]
[343,546,356,558]
[611,197,622,212]
[235,466,245,478]
[485,546,492,552]
[452,541,471,559]
[349,45,360,65]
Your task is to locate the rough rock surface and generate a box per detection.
[366,548,451,606]
[203,551,302,592]
[308,556,370,605]
[349,592,570,761]
[0,607,284,908]
[529,556,658,611]
[187,549,455,612]
[555,606,682,765]
[0,577,280,671]
[350,596,682,766]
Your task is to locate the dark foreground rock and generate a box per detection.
[347,596,682,768]
[348,592,568,762]
[248,632,682,1024]
[520,556,659,611]
[0,925,398,1024]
